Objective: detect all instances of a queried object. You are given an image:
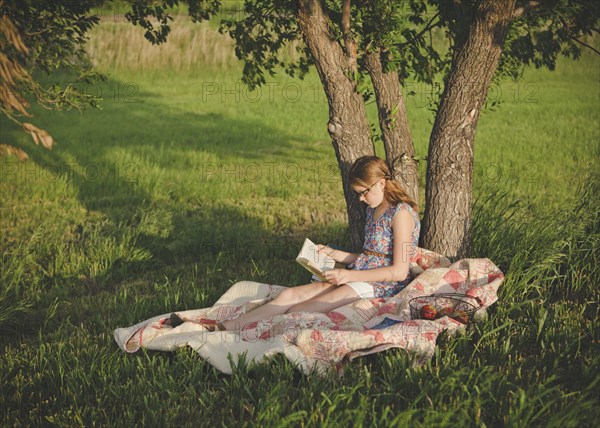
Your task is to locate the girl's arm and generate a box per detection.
[323,209,414,285]
[317,245,360,265]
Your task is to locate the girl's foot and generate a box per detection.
[165,313,225,331]
[169,312,185,327]
[159,313,186,327]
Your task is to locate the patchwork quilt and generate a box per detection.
[114,248,504,374]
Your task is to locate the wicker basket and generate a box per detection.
[409,293,483,324]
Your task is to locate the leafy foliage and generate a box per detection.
[358,0,447,83]
[500,0,600,80]
[218,1,310,89]
[215,1,598,92]
[0,0,104,158]
[125,0,177,44]
[124,0,220,43]
[1,0,104,104]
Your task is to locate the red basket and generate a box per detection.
[409,293,483,324]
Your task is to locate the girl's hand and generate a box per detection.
[323,268,353,286]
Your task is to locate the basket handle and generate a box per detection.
[433,293,484,309]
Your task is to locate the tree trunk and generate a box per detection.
[297,0,374,250]
[364,49,419,203]
[421,0,516,260]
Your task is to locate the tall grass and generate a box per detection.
[86,16,302,73]
[87,18,238,71]
[0,17,598,427]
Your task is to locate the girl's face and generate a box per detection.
[353,178,386,208]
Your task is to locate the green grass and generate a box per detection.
[1,22,599,426]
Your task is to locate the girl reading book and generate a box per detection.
[168,155,420,331]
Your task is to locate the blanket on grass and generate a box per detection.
[113,248,504,374]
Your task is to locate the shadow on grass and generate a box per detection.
[0,72,361,348]
[1,74,346,297]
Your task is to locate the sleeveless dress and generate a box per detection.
[348,203,421,298]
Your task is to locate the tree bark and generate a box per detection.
[421,0,516,260]
[296,0,374,250]
[341,0,357,72]
[364,49,419,203]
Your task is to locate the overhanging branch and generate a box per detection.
[398,12,440,47]
[569,34,600,55]
[558,16,600,56]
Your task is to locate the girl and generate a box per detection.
[168,156,420,331]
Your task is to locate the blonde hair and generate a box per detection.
[348,156,418,211]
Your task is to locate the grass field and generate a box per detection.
[1,18,599,427]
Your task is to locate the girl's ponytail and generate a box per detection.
[384,178,418,211]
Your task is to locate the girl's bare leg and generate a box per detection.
[286,285,360,314]
[221,282,335,331]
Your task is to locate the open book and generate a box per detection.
[296,238,336,281]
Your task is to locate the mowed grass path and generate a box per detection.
[0,25,598,426]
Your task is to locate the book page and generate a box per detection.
[296,238,336,280]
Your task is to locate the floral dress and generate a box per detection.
[349,203,421,298]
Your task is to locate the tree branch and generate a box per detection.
[398,12,440,47]
[558,16,600,56]
[569,34,600,56]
